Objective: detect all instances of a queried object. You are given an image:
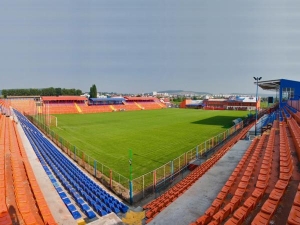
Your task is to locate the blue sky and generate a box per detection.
[1,0,300,94]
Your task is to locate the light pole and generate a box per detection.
[253,77,262,136]
[129,149,133,204]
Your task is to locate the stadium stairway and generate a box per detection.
[190,129,272,225]
[144,121,254,224]
[14,110,129,223]
[134,102,143,109]
[74,103,82,113]
[156,101,166,108]
[109,105,116,111]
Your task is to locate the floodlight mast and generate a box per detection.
[253,77,262,136]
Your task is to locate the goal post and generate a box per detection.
[48,115,57,127]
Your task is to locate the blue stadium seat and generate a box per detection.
[71,210,82,220]
[62,197,71,205]
[76,200,85,209]
[14,109,130,219]
[55,187,63,193]
[81,203,90,212]
[85,210,96,219]
[67,204,77,213]
[59,192,67,199]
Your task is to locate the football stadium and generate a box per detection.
[1,78,300,225]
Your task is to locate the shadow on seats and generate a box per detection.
[8,205,20,225]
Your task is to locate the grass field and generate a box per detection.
[51,109,248,178]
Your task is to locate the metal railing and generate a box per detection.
[24,112,244,203]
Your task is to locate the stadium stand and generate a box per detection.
[0,113,57,225]
[14,110,129,221]
[37,96,166,115]
[135,101,300,224]
[144,120,254,224]
[176,107,300,225]
[1,78,299,224]
[6,98,37,115]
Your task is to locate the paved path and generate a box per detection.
[149,140,251,225]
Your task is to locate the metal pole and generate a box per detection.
[129,149,133,204]
[255,80,258,136]
[253,77,262,136]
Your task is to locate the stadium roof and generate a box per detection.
[228,96,256,103]
[89,97,125,102]
[124,97,157,101]
[255,79,281,91]
[206,99,227,102]
[41,96,87,101]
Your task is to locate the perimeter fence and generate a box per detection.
[24,112,244,203]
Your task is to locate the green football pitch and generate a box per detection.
[51,109,248,178]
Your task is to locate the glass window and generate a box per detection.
[282,87,294,102]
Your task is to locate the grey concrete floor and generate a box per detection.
[149,139,251,225]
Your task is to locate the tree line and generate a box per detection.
[1,87,82,98]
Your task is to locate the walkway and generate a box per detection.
[149,140,251,225]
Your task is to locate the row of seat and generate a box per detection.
[1,113,57,224]
[189,110,285,225]
[285,105,300,223]
[27,132,84,220]
[224,110,299,224]
[287,183,300,224]
[0,115,13,225]
[8,99,36,115]
[190,132,266,225]
[8,118,44,225]
[21,111,127,219]
[46,104,79,114]
[211,128,273,224]
[286,114,300,162]
[251,122,292,224]
[261,111,276,128]
[143,121,254,224]
[286,105,300,124]
[13,119,58,224]
[41,101,166,114]
[14,110,129,220]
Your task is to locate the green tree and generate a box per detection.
[75,89,82,96]
[89,84,97,98]
[2,90,7,98]
[55,88,62,96]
